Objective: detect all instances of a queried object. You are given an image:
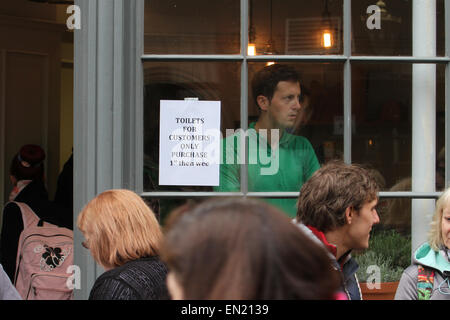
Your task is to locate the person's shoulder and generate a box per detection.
[401,264,420,281]
[113,257,169,300]
[284,132,313,147]
[93,267,117,284]
[89,270,137,300]
[3,202,20,211]
[128,256,168,274]
[2,202,21,217]
[111,257,167,280]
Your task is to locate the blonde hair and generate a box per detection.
[77,189,162,269]
[428,187,450,251]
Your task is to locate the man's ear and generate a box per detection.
[257,95,270,112]
[345,207,353,225]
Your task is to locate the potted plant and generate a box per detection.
[354,229,411,300]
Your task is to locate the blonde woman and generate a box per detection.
[78,189,169,300]
[395,188,450,300]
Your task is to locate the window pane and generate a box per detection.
[144,0,240,54]
[227,62,344,218]
[352,0,411,56]
[436,0,446,57]
[352,63,445,191]
[251,0,343,55]
[249,62,344,165]
[143,198,202,226]
[143,61,240,192]
[377,197,412,237]
[436,63,445,191]
[352,0,446,56]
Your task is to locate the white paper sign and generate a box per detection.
[159,100,221,186]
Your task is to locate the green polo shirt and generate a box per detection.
[214,122,320,217]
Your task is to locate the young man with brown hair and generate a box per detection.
[295,161,380,300]
[215,64,320,218]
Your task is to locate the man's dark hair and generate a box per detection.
[297,161,379,233]
[251,64,300,108]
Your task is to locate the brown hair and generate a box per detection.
[77,189,162,269]
[297,161,379,233]
[252,64,300,109]
[162,198,340,300]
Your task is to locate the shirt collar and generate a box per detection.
[248,122,292,146]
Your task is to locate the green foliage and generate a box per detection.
[354,229,411,283]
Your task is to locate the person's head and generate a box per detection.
[252,64,302,130]
[297,161,380,250]
[162,198,340,300]
[9,144,46,184]
[77,189,162,270]
[429,188,450,250]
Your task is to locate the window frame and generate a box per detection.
[139,0,449,200]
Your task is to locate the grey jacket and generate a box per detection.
[395,243,450,300]
[0,264,21,300]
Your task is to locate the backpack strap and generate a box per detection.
[417,265,435,300]
[8,201,40,228]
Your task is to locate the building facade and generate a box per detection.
[0,0,448,299]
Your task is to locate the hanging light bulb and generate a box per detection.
[322,30,333,48]
[247,43,256,56]
[248,0,257,56]
[263,0,277,55]
[321,0,334,49]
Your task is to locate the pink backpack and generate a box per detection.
[12,202,74,300]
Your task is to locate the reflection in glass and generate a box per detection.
[352,63,445,191]
[377,197,412,237]
[353,0,411,56]
[144,0,240,54]
[352,0,445,56]
[251,0,343,55]
[143,62,240,193]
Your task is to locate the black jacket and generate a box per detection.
[0,180,72,282]
[89,256,169,300]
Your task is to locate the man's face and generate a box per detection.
[442,207,450,248]
[262,81,301,130]
[345,199,380,250]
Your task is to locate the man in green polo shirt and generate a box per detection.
[214,64,320,218]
